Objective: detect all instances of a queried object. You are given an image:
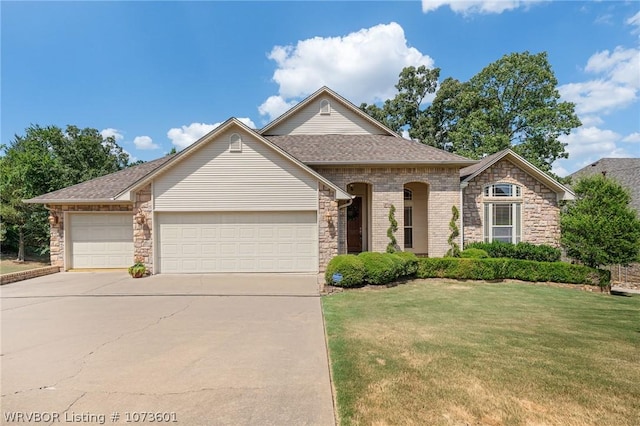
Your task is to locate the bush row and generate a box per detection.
[464,241,561,263]
[417,257,610,286]
[325,251,419,287]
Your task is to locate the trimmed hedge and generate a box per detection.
[325,251,419,287]
[465,241,561,263]
[417,257,610,286]
[324,255,366,288]
[460,248,489,259]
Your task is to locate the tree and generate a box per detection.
[446,206,460,257]
[386,204,399,253]
[561,175,640,273]
[363,52,581,173]
[0,125,131,260]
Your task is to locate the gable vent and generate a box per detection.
[320,99,331,115]
[229,133,242,152]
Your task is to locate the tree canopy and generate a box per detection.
[561,175,640,270]
[362,51,581,173]
[0,125,132,260]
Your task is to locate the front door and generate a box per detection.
[347,197,362,253]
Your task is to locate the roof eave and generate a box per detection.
[307,160,477,167]
[23,198,132,205]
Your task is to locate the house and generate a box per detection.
[568,158,640,285]
[25,87,574,275]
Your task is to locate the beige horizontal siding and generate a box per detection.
[266,98,384,135]
[154,129,318,211]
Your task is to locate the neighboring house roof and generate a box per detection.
[568,158,640,212]
[460,149,575,201]
[260,86,401,137]
[266,134,476,165]
[24,155,175,204]
[26,118,353,204]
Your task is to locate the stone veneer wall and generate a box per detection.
[462,158,560,246]
[133,184,153,273]
[48,204,133,269]
[313,166,460,257]
[318,184,338,271]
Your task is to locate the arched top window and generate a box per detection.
[229,133,242,152]
[320,99,331,115]
[484,183,521,198]
[404,188,413,200]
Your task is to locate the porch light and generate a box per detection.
[135,209,146,225]
[324,210,333,223]
[48,213,58,225]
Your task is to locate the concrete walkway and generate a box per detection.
[1,272,335,425]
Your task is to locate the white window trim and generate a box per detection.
[483,183,522,244]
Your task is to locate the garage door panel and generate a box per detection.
[158,211,317,273]
[69,214,133,269]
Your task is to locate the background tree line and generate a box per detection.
[0,125,134,260]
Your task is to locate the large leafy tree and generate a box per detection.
[561,175,640,272]
[363,52,581,173]
[0,125,131,260]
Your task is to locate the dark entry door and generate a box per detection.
[347,197,362,253]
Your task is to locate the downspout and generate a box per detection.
[459,182,468,250]
[337,197,354,255]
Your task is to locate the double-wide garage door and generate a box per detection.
[69,213,133,269]
[157,211,318,273]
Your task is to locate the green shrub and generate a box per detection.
[358,252,398,285]
[325,255,366,288]
[465,241,561,262]
[395,251,419,275]
[417,257,610,286]
[460,248,489,259]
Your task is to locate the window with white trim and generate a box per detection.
[483,183,522,244]
[404,188,413,248]
[320,99,331,115]
[229,133,242,152]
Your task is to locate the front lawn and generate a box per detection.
[323,280,640,425]
[0,254,50,275]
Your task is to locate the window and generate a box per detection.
[320,99,331,115]
[483,183,522,244]
[404,188,413,248]
[229,133,242,152]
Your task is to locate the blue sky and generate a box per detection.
[2,1,639,176]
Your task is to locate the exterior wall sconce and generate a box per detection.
[324,210,333,223]
[135,209,146,225]
[48,213,58,225]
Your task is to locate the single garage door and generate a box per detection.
[69,213,133,269]
[157,211,318,273]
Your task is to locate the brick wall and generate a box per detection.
[48,204,133,269]
[0,266,61,285]
[133,185,153,273]
[318,184,338,271]
[314,166,460,257]
[462,158,560,246]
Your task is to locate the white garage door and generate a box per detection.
[69,213,133,269]
[157,211,318,273]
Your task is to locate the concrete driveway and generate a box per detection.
[1,272,335,425]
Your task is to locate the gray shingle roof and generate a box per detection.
[25,155,176,203]
[266,135,475,164]
[568,158,640,213]
[459,149,509,180]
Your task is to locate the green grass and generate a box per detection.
[0,254,50,275]
[322,279,640,426]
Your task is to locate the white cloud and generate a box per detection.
[627,11,640,33]
[259,22,434,121]
[421,0,544,15]
[578,115,604,127]
[622,132,640,143]
[100,128,124,141]
[133,135,159,150]
[559,47,640,116]
[167,118,257,149]
[258,96,298,121]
